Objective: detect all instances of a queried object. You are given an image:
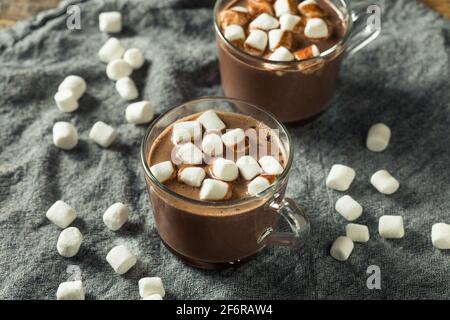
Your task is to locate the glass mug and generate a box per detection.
[141,97,310,269]
[214,0,380,123]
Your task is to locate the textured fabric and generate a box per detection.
[0,0,449,300]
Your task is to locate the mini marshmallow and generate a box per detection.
[431,223,450,250]
[259,155,284,175]
[115,77,138,100]
[98,37,126,63]
[201,133,223,156]
[269,46,294,61]
[248,176,271,196]
[298,0,326,18]
[268,29,293,51]
[176,142,203,165]
[245,30,268,53]
[249,13,280,31]
[274,0,295,17]
[178,167,206,187]
[236,156,262,180]
[197,110,226,132]
[366,123,391,152]
[230,6,249,13]
[279,14,302,32]
[58,75,86,100]
[330,236,354,261]
[326,164,355,191]
[106,59,133,81]
[103,202,129,231]
[46,200,77,229]
[106,245,137,275]
[172,121,202,144]
[247,0,274,17]
[304,18,329,39]
[142,294,163,300]
[54,89,78,112]
[345,223,370,243]
[219,8,250,28]
[139,277,165,298]
[56,281,85,300]
[123,48,145,69]
[212,158,239,182]
[224,24,246,43]
[199,179,230,201]
[57,227,83,258]
[126,101,155,124]
[370,170,399,195]
[294,44,320,60]
[89,121,117,148]
[150,161,175,183]
[379,215,405,239]
[335,195,363,221]
[53,122,78,150]
[221,128,246,148]
[99,11,122,33]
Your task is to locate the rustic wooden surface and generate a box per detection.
[0,0,449,30]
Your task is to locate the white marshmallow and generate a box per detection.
[172,121,202,144]
[142,294,163,300]
[370,170,399,195]
[98,37,126,63]
[345,223,370,243]
[178,167,206,187]
[432,223,450,250]
[89,121,117,148]
[106,245,137,275]
[199,179,230,201]
[56,281,85,300]
[366,123,391,152]
[58,75,86,100]
[221,128,245,148]
[57,227,83,258]
[259,156,284,175]
[269,46,294,62]
[115,77,138,100]
[103,202,129,231]
[274,0,294,17]
[248,176,271,196]
[335,195,363,221]
[197,110,226,132]
[201,133,223,156]
[106,59,133,81]
[139,277,165,298]
[236,156,262,180]
[249,13,280,31]
[212,158,239,182]
[378,215,405,239]
[294,44,320,60]
[54,90,78,112]
[126,101,154,124]
[330,236,354,261]
[53,122,78,150]
[279,14,301,31]
[304,18,329,39]
[123,48,145,69]
[99,11,122,33]
[150,161,175,183]
[268,29,284,51]
[245,30,268,52]
[230,6,249,13]
[326,164,356,191]
[224,24,246,42]
[298,0,325,17]
[176,142,203,165]
[46,200,77,229]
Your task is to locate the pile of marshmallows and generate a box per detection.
[328,123,450,261]
[220,0,329,61]
[53,11,154,151]
[150,110,284,200]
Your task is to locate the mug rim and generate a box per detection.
[213,0,354,65]
[140,96,294,207]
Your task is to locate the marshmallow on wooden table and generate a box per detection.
[269,46,294,61]
[245,30,268,54]
[126,101,155,124]
[212,158,239,182]
[139,277,165,298]
[379,215,404,239]
[53,122,78,150]
[200,179,231,200]
[326,164,355,191]
[99,11,122,33]
[89,121,117,148]
[330,236,354,261]
[221,128,246,149]
[248,176,271,196]
[268,29,293,51]
[370,170,399,195]
[57,227,83,258]
[236,156,262,180]
[106,59,133,81]
[54,90,79,112]
[201,133,223,156]
[106,245,137,274]
[431,223,450,250]
[115,77,138,100]
[259,155,283,175]
[46,200,77,228]
[249,13,280,31]
[56,280,85,300]
[150,161,175,183]
[298,0,326,18]
[304,18,329,40]
[178,167,206,187]
[176,142,203,165]
[58,75,86,100]
[172,121,202,144]
[224,24,246,45]
[366,123,391,152]
[346,223,370,243]
[335,195,362,221]
[280,14,302,32]
[274,0,295,17]
[123,48,145,69]
[98,37,126,63]
[142,294,163,300]
[294,44,320,60]
[198,110,226,132]
[103,202,129,231]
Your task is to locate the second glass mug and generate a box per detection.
[141,97,310,269]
